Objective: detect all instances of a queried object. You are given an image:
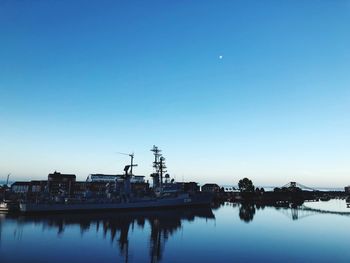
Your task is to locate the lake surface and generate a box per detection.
[1,200,350,263]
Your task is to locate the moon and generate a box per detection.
[219,55,223,60]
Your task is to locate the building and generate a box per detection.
[90,174,117,183]
[345,186,350,193]
[184,182,200,192]
[48,171,76,196]
[11,182,31,193]
[73,182,89,197]
[30,180,48,193]
[90,174,145,184]
[176,182,200,192]
[10,180,48,198]
[0,186,5,199]
[88,182,108,196]
[130,175,145,183]
[201,183,220,193]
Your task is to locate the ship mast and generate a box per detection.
[117,152,137,176]
[151,145,166,189]
[159,156,166,187]
[117,152,137,197]
[129,153,137,175]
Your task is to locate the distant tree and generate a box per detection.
[238,178,255,193]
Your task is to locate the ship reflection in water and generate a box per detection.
[2,200,350,263]
[1,207,215,263]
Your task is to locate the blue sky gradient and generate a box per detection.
[1,1,349,187]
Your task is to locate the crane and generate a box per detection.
[6,173,10,187]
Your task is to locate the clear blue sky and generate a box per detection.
[1,0,349,187]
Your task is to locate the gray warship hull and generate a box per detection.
[19,193,212,213]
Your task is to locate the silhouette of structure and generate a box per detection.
[277,204,350,220]
[5,207,215,263]
[281,182,317,191]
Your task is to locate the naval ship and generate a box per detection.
[18,146,212,213]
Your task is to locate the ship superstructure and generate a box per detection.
[150,145,180,197]
[9,146,212,213]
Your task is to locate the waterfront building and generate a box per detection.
[90,174,118,183]
[30,180,48,193]
[73,182,89,197]
[11,182,31,193]
[48,171,76,196]
[177,182,200,192]
[90,174,145,184]
[89,181,108,196]
[201,183,220,193]
[345,186,350,193]
[0,186,5,199]
[11,181,47,197]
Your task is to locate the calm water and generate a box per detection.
[1,200,350,263]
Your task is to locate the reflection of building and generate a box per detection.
[201,183,220,192]
[48,171,76,195]
[345,186,350,193]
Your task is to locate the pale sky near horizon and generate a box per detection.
[0,1,349,187]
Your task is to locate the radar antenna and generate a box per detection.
[117,152,138,175]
